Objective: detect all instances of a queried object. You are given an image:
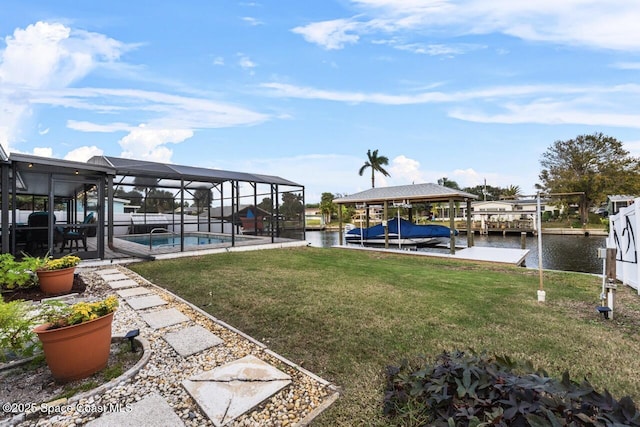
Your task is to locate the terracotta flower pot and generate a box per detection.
[33,311,114,382]
[37,266,75,295]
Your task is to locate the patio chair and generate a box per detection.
[26,211,56,255]
[60,212,94,253]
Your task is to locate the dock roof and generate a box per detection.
[334,183,478,205]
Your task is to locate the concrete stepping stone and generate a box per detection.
[164,325,223,357]
[141,307,190,329]
[85,392,184,426]
[100,272,130,282]
[183,355,291,426]
[96,268,121,276]
[127,294,168,310]
[108,279,141,290]
[117,286,154,298]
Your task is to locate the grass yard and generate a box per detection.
[128,247,640,426]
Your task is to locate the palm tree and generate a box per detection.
[501,185,522,200]
[358,149,390,188]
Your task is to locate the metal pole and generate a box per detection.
[537,191,545,302]
[449,198,455,255]
[337,204,343,246]
[397,205,401,249]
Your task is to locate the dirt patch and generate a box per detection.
[0,340,142,421]
[1,274,87,303]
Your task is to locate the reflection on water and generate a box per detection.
[305,230,607,274]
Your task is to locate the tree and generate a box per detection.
[358,149,390,188]
[462,184,502,201]
[438,177,460,190]
[258,197,273,213]
[319,192,335,224]
[500,185,522,200]
[114,188,143,207]
[281,192,303,220]
[192,189,212,214]
[539,133,640,223]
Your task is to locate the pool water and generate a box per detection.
[120,233,240,248]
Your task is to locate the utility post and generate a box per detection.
[605,247,617,319]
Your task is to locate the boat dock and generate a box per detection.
[335,245,529,267]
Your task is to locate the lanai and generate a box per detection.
[0,153,305,260]
[333,183,479,253]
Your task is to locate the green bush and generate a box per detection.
[0,298,41,361]
[0,253,41,290]
[384,350,640,426]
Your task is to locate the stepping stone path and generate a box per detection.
[116,286,154,298]
[163,325,224,357]
[86,393,185,427]
[141,307,190,329]
[183,355,292,426]
[93,268,315,426]
[125,294,168,310]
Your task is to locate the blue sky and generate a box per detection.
[2,1,640,203]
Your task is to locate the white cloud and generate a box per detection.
[67,120,134,132]
[32,147,53,157]
[0,21,131,89]
[0,21,134,152]
[390,42,486,57]
[261,82,640,128]
[294,1,640,52]
[118,125,194,162]
[0,22,270,155]
[388,155,424,184]
[47,87,270,128]
[213,56,225,66]
[449,98,640,128]
[237,54,256,71]
[64,145,103,162]
[292,19,360,50]
[242,16,263,26]
[612,62,640,70]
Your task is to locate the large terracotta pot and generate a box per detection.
[37,267,75,295]
[33,311,114,382]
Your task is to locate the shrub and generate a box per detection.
[383,350,640,426]
[0,253,40,290]
[0,298,41,361]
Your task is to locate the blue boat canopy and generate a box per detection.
[347,218,455,239]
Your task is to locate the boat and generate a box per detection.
[345,217,456,247]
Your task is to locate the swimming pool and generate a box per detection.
[119,232,243,248]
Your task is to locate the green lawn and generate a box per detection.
[128,247,640,426]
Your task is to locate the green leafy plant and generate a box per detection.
[384,350,640,426]
[0,253,42,290]
[38,295,118,330]
[0,298,41,361]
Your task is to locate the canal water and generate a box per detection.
[305,230,607,274]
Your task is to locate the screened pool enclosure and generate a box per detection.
[0,152,305,260]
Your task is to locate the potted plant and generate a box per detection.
[33,295,118,382]
[35,254,81,295]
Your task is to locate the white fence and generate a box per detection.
[608,198,640,292]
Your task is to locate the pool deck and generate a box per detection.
[335,244,530,266]
[79,234,306,263]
